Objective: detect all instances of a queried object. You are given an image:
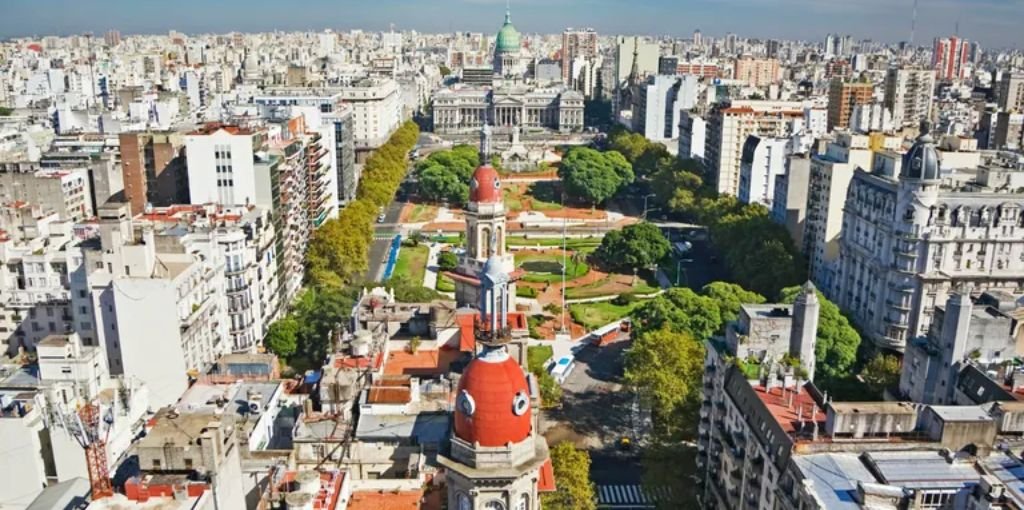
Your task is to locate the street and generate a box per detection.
[364,197,407,282]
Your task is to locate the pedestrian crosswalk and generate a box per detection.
[596,484,670,508]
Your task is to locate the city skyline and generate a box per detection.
[3,0,1023,48]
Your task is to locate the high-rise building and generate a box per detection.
[997,71,1024,112]
[771,155,811,249]
[658,56,679,76]
[834,129,1024,350]
[632,75,698,142]
[884,67,936,128]
[738,135,789,207]
[827,78,873,130]
[561,28,598,84]
[119,131,188,215]
[103,30,121,47]
[933,36,970,81]
[692,29,703,49]
[733,56,781,87]
[803,133,875,290]
[704,101,805,196]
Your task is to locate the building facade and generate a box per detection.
[884,68,936,129]
[432,86,584,135]
[834,130,1024,351]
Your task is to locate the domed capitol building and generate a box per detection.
[431,5,584,138]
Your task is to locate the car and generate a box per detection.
[377,213,387,223]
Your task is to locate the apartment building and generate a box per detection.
[704,100,804,197]
[884,67,936,129]
[834,131,1024,351]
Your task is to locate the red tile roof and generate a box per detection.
[383,349,461,377]
[538,458,557,492]
[348,490,423,510]
[367,386,412,404]
[334,353,383,370]
[753,385,824,435]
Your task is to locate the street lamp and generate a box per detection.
[642,193,656,220]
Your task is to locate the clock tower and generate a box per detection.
[439,256,552,510]
[453,125,517,308]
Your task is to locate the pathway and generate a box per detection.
[423,242,441,290]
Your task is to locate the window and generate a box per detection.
[184,458,193,470]
[152,459,161,469]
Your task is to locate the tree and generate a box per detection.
[780,285,861,379]
[538,372,563,408]
[633,287,722,340]
[439,64,452,77]
[594,222,670,272]
[558,147,632,205]
[0,107,12,117]
[541,442,596,510]
[418,163,469,204]
[437,251,459,271]
[701,282,766,329]
[608,131,649,163]
[861,354,901,396]
[624,328,706,440]
[264,317,299,359]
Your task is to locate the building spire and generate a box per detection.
[505,0,512,24]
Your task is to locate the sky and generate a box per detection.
[1,0,1022,48]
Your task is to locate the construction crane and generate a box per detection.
[55,400,115,499]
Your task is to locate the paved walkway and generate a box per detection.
[423,242,441,290]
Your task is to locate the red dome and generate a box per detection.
[454,350,532,447]
[469,165,502,203]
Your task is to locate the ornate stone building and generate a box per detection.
[438,212,552,510]
[834,125,1024,351]
[432,86,584,135]
[447,129,518,308]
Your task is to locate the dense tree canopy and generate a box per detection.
[701,282,766,330]
[541,442,597,510]
[861,354,901,397]
[306,121,419,287]
[558,147,634,205]
[624,328,706,441]
[415,145,479,205]
[594,222,669,272]
[780,285,861,379]
[264,287,359,368]
[632,287,722,341]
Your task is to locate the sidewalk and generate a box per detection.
[423,242,441,290]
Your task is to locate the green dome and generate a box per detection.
[495,11,521,54]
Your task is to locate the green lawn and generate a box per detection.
[393,244,429,284]
[436,274,455,292]
[506,236,603,249]
[569,300,645,330]
[564,276,660,300]
[527,345,554,375]
[516,252,590,284]
[526,181,562,211]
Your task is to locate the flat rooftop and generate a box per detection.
[793,453,877,510]
[864,450,982,490]
[354,413,449,444]
[929,405,995,422]
[829,402,918,415]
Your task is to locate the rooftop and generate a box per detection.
[383,348,462,377]
[753,385,825,435]
[792,453,877,510]
[354,413,450,444]
[863,450,982,490]
[347,490,426,510]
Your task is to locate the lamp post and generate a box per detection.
[641,193,656,220]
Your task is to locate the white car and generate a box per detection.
[377,213,387,223]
